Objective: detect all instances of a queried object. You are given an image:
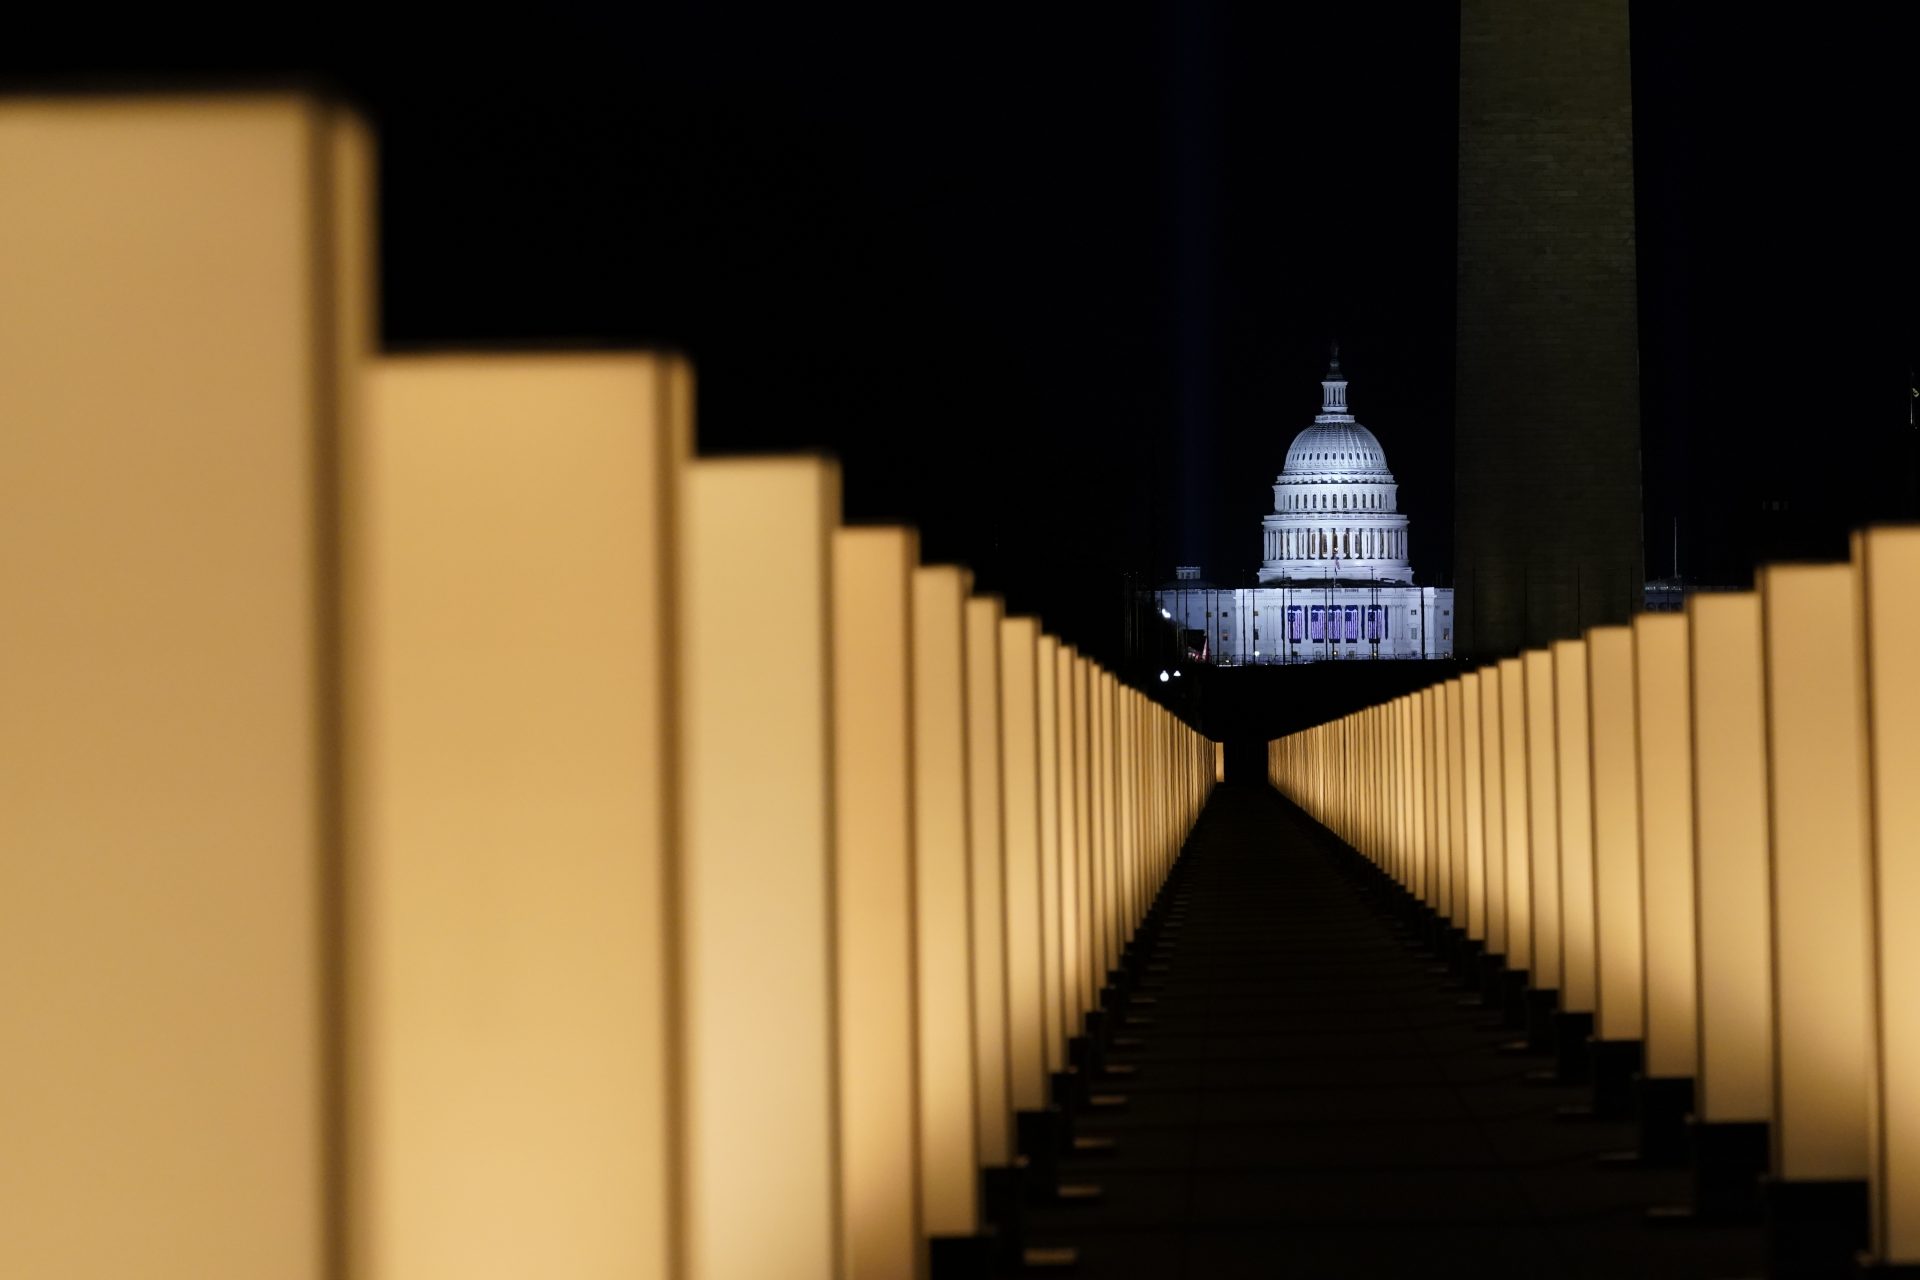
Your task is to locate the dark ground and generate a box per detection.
[1026,782,1763,1278]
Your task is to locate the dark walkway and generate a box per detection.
[1027,782,1763,1278]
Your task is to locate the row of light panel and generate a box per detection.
[0,95,1215,1279]
[1269,542,1920,1268]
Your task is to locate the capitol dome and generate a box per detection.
[1258,351,1414,585]
[1282,421,1391,477]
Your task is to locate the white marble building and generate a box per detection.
[1157,353,1454,662]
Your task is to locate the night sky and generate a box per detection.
[8,3,1915,669]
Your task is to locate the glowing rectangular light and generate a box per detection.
[1759,563,1872,1181]
[1481,670,1509,958]
[1633,613,1697,1081]
[1433,685,1454,919]
[965,598,1013,1165]
[1523,650,1561,991]
[830,526,922,1278]
[1417,689,1434,904]
[0,95,368,1279]
[999,619,1047,1110]
[1036,636,1065,1071]
[1552,640,1597,1016]
[1462,673,1488,941]
[1448,680,1470,929]
[1062,650,1086,1026]
[352,354,684,1279]
[1586,626,1644,1043]
[911,566,980,1240]
[1857,528,1920,1263]
[1686,594,1771,1122]
[1500,658,1532,974]
[678,458,840,1279]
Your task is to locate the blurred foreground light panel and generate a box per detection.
[1633,614,1697,1084]
[1552,641,1596,1019]
[1522,653,1560,993]
[911,566,981,1243]
[830,525,922,1280]
[348,354,685,1279]
[999,617,1047,1113]
[1759,563,1872,1182]
[677,457,841,1280]
[1586,628,1643,1045]
[1685,594,1773,1127]
[964,596,1013,1166]
[1856,529,1920,1264]
[0,94,369,1280]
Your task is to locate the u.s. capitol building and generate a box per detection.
[1158,353,1454,662]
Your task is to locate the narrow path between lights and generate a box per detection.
[1021,782,1764,1278]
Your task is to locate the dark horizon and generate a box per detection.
[8,3,1914,667]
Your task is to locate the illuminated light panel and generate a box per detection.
[830,526,922,1279]
[677,458,840,1280]
[1760,564,1872,1181]
[1416,690,1433,904]
[0,95,368,1280]
[1462,674,1488,941]
[1035,636,1065,1072]
[1633,613,1698,1080]
[1857,528,1920,1263]
[1500,658,1532,973]
[1686,595,1772,1124]
[1448,681,1470,929]
[1433,685,1453,919]
[999,619,1047,1110]
[964,598,1013,1165]
[1553,640,1597,1016]
[911,567,979,1240]
[1586,627,1644,1043]
[1481,669,1509,958]
[1060,650,1084,1027]
[351,354,683,1279]
[1522,650,1561,990]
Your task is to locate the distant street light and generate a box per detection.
[1159,669,1170,683]
[1160,608,1172,619]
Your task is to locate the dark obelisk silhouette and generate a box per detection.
[1454,0,1644,656]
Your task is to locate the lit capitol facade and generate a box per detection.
[1158,352,1454,662]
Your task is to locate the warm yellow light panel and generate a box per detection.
[1036,637,1065,1071]
[964,599,1012,1164]
[1448,681,1470,928]
[1499,658,1532,973]
[1481,670,1509,957]
[678,458,840,1279]
[1416,690,1433,903]
[1462,673,1488,941]
[1586,627,1644,1042]
[911,567,979,1240]
[1215,741,1226,783]
[1433,686,1453,919]
[1105,675,1121,974]
[1000,619,1048,1110]
[1633,614,1697,1081]
[1522,650,1561,990]
[1552,640,1597,1016]
[831,527,923,1280]
[1760,563,1872,1182]
[0,95,367,1280]
[1857,528,1920,1263]
[349,354,682,1279]
[1685,595,1771,1122]
[1061,650,1085,1026]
